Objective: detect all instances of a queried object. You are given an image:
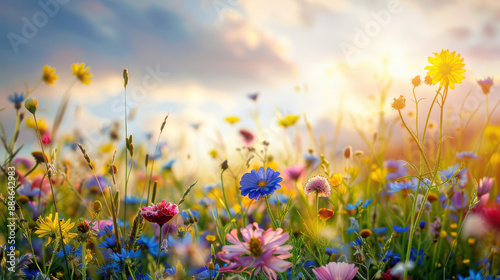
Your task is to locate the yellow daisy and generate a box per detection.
[278,115,300,128]
[35,213,77,244]
[224,116,240,125]
[42,65,58,85]
[72,63,92,85]
[424,50,466,90]
[26,116,47,135]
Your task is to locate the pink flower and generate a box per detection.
[239,129,255,146]
[284,165,305,182]
[304,175,332,197]
[41,132,51,145]
[478,177,494,197]
[477,77,494,94]
[313,262,359,280]
[217,222,292,280]
[140,200,179,226]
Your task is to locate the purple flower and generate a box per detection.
[384,160,407,181]
[240,167,283,200]
[312,262,358,280]
[477,77,494,94]
[478,177,494,197]
[457,151,479,160]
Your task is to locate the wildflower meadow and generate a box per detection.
[1,2,500,280]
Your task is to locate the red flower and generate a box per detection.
[481,206,500,231]
[140,200,179,226]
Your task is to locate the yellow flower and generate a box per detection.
[206,235,216,242]
[424,50,466,90]
[484,125,500,142]
[26,116,47,135]
[370,165,387,183]
[42,65,58,85]
[85,249,93,263]
[278,115,300,128]
[208,149,218,159]
[99,143,115,153]
[224,116,240,125]
[72,63,92,85]
[329,174,343,187]
[35,213,77,244]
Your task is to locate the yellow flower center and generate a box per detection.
[257,181,266,187]
[248,237,262,257]
[438,63,453,76]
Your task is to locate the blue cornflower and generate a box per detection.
[268,193,290,205]
[372,228,387,235]
[117,219,129,227]
[22,268,39,280]
[9,92,25,110]
[381,250,401,266]
[110,248,143,264]
[457,270,483,280]
[85,176,108,193]
[56,244,82,259]
[163,159,176,171]
[440,164,468,188]
[17,181,44,197]
[349,237,363,247]
[98,236,117,250]
[410,247,425,265]
[325,247,342,257]
[347,217,360,234]
[362,198,373,207]
[197,197,215,206]
[181,210,200,225]
[239,167,283,200]
[393,225,410,233]
[419,221,426,229]
[387,179,417,194]
[97,262,121,276]
[457,151,479,160]
[384,159,407,181]
[202,183,219,193]
[346,199,362,210]
[195,263,220,279]
[304,154,320,170]
[125,195,145,204]
[137,236,163,256]
[477,257,491,271]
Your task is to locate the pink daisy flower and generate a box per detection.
[313,262,359,280]
[304,175,332,197]
[217,222,293,280]
[140,200,179,226]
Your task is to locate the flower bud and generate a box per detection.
[123,68,129,88]
[24,98,38,114]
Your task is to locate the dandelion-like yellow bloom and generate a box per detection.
[424,50,466,90]
[26,116,47,134]
[278,115,300,128]
[35,213,77,244]
[224,116,240,125]
[42,65,58,85]
[72,63,92,85]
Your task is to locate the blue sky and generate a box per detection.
[1,0,499,158]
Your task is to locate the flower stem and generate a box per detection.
[124,85,129,234]
[156,224,163,270]
[32,113,70,276]
[220,169,233,219]
[315,191,319,235]
[82,241,87,280]
[264,195,278,229]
